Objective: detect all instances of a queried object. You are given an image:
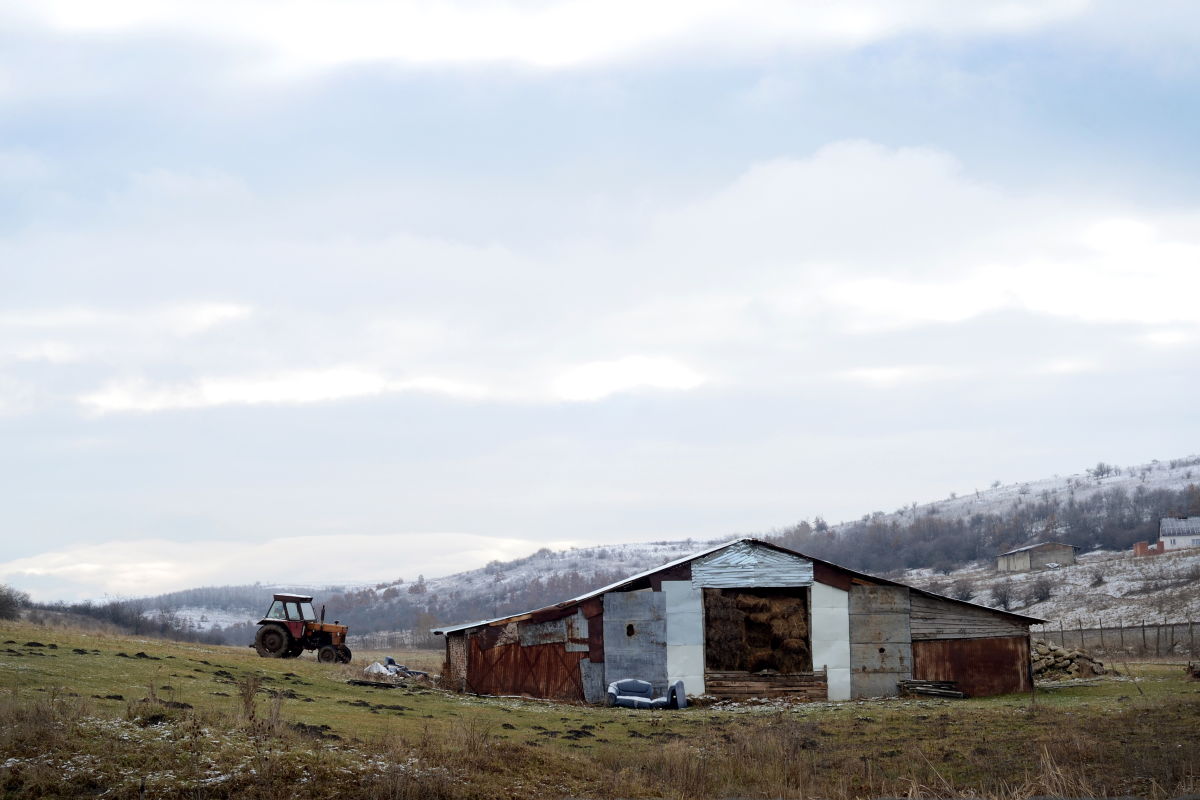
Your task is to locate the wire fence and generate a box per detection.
[1030,619,1197,658]
[347,629,441,651]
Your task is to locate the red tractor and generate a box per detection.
[253,593,352,664]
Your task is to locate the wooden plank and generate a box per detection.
[704,669,829,700]
[909,594,1028,641]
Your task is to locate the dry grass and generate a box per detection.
[2,619,1199,799]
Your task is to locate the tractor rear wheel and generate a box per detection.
[317,645,339,664]
[254,624,291,658]
[285,640,305,658]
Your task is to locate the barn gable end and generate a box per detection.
[692,540,814,588]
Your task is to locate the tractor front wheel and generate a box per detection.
[336,645,352,664]
[317,645,339,664]
[254,624,291,658]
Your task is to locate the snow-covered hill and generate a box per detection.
[836,455,1200,533]
[143,454,1200,638]
[903,547,1200,627]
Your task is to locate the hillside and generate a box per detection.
[115,454,1200,643]
[903,547,1200,628]
[833,455,1200,535]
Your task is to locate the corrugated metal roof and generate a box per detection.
[1160,517,1200,536]
[996,542,1079,557]
[433,537,1045,634]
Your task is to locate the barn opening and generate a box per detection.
[702,587,812,673]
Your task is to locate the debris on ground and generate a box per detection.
[899,679,965,698]
[1032,638,1113,680]
[362,657,431,682]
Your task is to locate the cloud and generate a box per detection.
[0,303,252,366]
[1035,358,1100,375]
[0,303,251,336]
[79,367,494,413]
[18,0,1090,72]
[0,533,555,601]
[551,356,706,402]
[5,140,1200,421]
[837,365,960,387]
[79,357,710,413]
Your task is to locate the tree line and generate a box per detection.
[767,483,1200,575]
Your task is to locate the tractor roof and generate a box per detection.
[272,593,314,602]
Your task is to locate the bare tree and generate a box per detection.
[990,580,1015,610]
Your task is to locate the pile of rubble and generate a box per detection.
[1032,638,1111,679]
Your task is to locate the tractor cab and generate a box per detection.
[261,594,318,623]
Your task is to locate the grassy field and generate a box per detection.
[2,619,1198,799]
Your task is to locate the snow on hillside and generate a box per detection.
[837,455,1200,532]
[903,547,1200,626]
[150,606,259,631]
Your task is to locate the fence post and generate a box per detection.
[1119,621,1125,652]
[1060,619,1066,648]
[1190,620,1195,657]
[1155,622,1160,657]
[1142,619,1148,655]
[1078,619,1085,650]
[1098,617,1105,652]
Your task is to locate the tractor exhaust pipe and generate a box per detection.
[320,604,326,623]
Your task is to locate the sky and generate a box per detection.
[2,0,1199,601]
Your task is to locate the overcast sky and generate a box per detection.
[2,1,1199,601]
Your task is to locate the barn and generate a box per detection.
[433,538,1041,703]
[994,542,1078,572]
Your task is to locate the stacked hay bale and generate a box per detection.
[1031,638,1111,679]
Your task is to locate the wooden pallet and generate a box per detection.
[705,670,828,700]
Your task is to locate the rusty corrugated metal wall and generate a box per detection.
[912,635,1031,697]
[466,638,586,700]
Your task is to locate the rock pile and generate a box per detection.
[1032,638,1111,679]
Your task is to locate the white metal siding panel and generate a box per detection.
[691,540,814,588]
[810,581,851,700]
[662,579,705,695]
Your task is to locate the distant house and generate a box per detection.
[995,542,1077,572]
[1158,517,1200,552]
[434,538,1042,703]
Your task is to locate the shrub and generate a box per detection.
[0,583,31,620]
[990,580,1015,610]
[949,578,975,601]
[1025,575,1054,604]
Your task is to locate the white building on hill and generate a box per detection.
[1159,517,1200,551]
